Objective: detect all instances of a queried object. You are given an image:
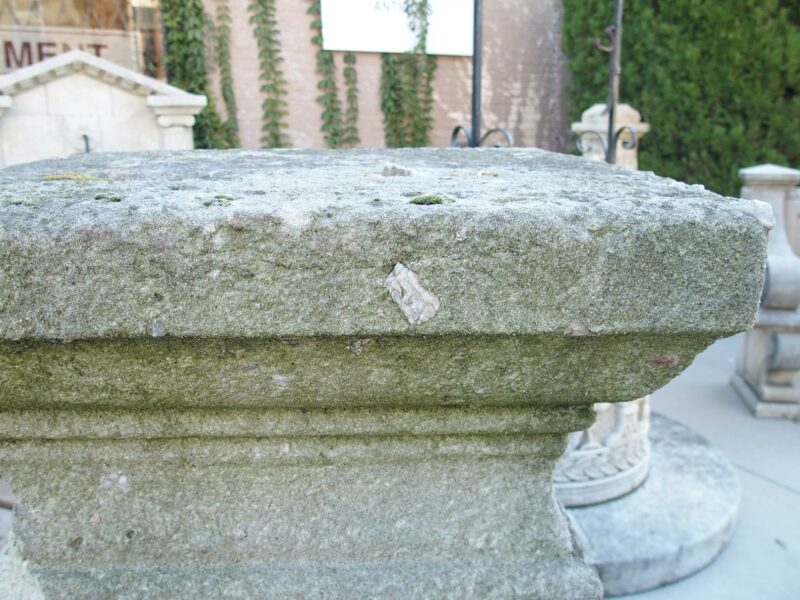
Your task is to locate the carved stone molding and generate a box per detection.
[555,396,651,507]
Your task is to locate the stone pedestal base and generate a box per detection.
[731,373,800,419]
[567,414,739,597]
[0,405,602,600]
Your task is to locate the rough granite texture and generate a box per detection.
[0,149,770,599]
[0,149,770,339]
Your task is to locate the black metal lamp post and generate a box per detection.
[576,0,638,164]
[451,0,513,148]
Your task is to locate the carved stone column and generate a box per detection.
[554,396,650,507]
[733,164,800,418]
[147,95,207,151]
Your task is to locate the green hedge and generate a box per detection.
[562,0,800,196]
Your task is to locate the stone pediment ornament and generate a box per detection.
[0,50,206,114]
[0,50,206,164]
[0,50,198,98]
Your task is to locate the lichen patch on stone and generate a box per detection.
[384,263,440,326]
[42,172,107,183]
[381,163,414,177]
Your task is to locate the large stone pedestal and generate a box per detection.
[0,149,769,598]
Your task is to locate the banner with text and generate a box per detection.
[320,0,473,56]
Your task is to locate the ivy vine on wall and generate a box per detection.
[160,0,231,149]
[380,0,437,147]
[249,0,291,148]
[307,0,343,147]
[213,0,240,147]
[341,53,360,146]
[307,0,359,148]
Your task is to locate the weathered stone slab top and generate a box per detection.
[0,148,770,340]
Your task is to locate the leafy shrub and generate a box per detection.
[562,0,799,195]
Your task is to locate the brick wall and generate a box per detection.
[204,0,565,150]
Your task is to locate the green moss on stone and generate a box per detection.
[0,333,715,412]
[204,194,235,207]
[43,172,106,184]
[410,194,450,205]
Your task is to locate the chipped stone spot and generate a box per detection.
[566,324,592,337]
[737,198,775,230]
[279,443,290,456]
[149,320,165,338]
[648,355,681,368]
[348,338,372,354]
[100,473,129,493]
[381,163,414,177]
[280,210,311,229]
[271,374,292,387]
[384,263,440,326]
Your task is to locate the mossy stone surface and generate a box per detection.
[0,334,713,412]
[0,148,770,599]
[0,148,769,341]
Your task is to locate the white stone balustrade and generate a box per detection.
[733,164,800,418]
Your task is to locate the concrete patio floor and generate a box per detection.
[0,335,797,598]
[625,334,800,600]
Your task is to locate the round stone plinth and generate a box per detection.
[566,413,739,597]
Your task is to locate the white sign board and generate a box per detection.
[0,26,143,74]
[321,0,473,56]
